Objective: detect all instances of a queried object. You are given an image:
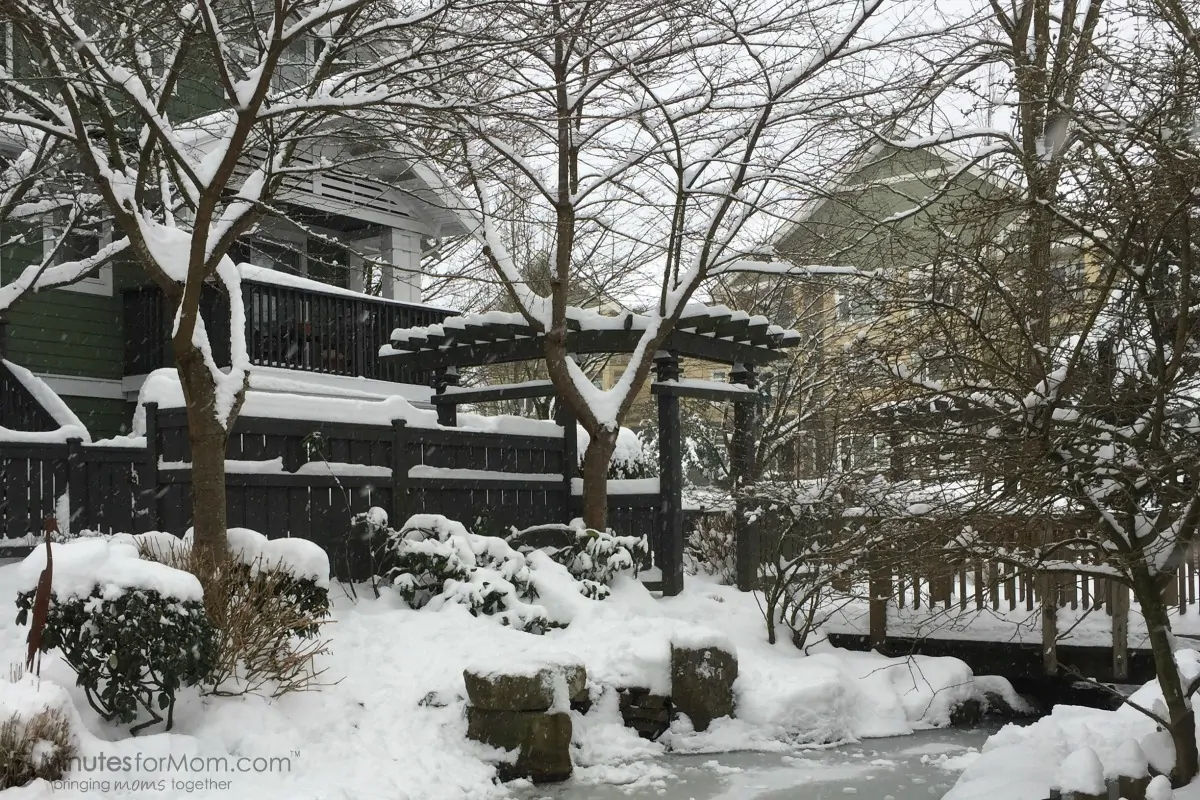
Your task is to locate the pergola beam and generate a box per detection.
[433,380,557,405]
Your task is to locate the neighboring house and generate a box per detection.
[0,24,465,440]
[770,139,1090,480]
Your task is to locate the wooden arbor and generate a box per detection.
[380,305,801,595]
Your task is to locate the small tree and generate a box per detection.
[419,0,945,529]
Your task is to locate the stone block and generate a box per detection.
[670,644,737,732]
[466,708,573,783]
[464,664,586,712]
[1114,775,1150,800]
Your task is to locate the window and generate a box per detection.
[836,433,889,473]
[836,290,879,323]
[710,369,728,383]
[44,209,112,296]
[274,36,320,93]
[1051,260,1087,300]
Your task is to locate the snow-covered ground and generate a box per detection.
[945,650,1200,800]
[0,557,1019,800]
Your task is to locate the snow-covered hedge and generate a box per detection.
[14,538,216,733]
[370,513,645,628]
[509,522,647,599]
[379,515,553,632]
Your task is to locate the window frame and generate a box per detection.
[43,209,114,297]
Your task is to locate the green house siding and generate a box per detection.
[62,396,136,440]
[0,241,138,381]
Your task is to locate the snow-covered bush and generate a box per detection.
[0,673,77,789]
[14,538,216,733]
[510,523,647,599]
[684,512,736,584]
[138,529,332,697]
[578,425,656,479]
[379,515,553,632]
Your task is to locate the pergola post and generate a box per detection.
[555,397,578,523]
[730,362,759,591]
[655,350,684,596]
[434,366,460,426]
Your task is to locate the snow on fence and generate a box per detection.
[821,536,1200,679]
[0,403,665,580]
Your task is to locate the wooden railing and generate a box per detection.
[123,279,451,385]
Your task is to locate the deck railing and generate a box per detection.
[123,279,451,385]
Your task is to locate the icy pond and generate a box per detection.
[520,727,998,800]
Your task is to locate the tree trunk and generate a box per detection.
[175,348,231,567]
[580,428,617,531]
[1133,565,1198,785]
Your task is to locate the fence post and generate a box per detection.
[0,312,7,358]
[66,437,85,534]
[869,550,890,650]
[556,400,577,523]
[1112,581,1130,682]
[390,419,410,527]
[1039,572,1059,675]
[140,402,160,532]
[730,362,760,591]
[655,351,684,596]
[435,367,459,427]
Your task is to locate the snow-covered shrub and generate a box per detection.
[138,529,332,698]
[14,538,216,733]
[0,672,77,789]
[684,512,736,584]
[380,515,554,632]
[578,425,656,479]
[511,523,647,599]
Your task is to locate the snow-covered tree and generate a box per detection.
[851,0,1200,783]
[0,0,469,563]
[413,0,947,529]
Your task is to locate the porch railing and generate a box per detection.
[124,279,451,385]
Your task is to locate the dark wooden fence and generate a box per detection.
[1,404,662,580]
[123,279,451,386]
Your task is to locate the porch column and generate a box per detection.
[730,362,759,591]
[381,228,421,303]
[435,366,460,427]
[656,351,684,597]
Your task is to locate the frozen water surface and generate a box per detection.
[520,727,998,800]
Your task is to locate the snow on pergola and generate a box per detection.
[379,304,802,373]
[380,302,803,596]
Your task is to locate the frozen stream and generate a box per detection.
[521,727,999,800]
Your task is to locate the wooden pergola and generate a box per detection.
[380,304,801,595]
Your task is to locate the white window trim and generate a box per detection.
[44,212,113,297]
[38,373,125,400]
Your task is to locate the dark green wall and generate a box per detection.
[66,397,136,439]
